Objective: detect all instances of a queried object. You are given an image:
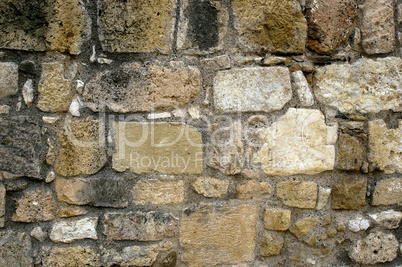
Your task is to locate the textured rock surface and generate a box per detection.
[369,210,402,229]
[180,204,258,266]
[264,209,291,231]
[57,204,87,218]
[37,63,73,112]
[50,217,98,243]
[213,67,292,113]
[336,134,363,171]
[0,117,44,178]
[133,180,184,204]
[232,0,307,53]
[348,217,370,232]
[192,177,229,198]
[0,63,18,98]
[292,70,314,107]
[369,120,402,174]
[30,226,47,242]
[236,181,272,201]
[331,177,367,210]
[316,186,331,210]
[361,0,395,54]
[12,189,55,222]
[43,246,98,266]
[260,233,284,257]
[0,231,32,266]
[314,57,402,114]
[0,185,4,227]
[113,122,203,174]
[349,232,398,265]
[277,181,318,208]
[56,117,107,177]
[289,217,320,238]
[372,178,402,206]
[254,108,337,176]
[55,178,128,208]
[103,211,176,241]
[83,61,201,112]
[97,0,176,53]
[306,0,358,55]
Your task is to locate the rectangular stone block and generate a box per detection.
[0,231,32,266]
[43,246,99,267]
[277,181,318,209]
[103,211,176,241]
[372,178,402,206]
[0,62,18,98]
[50,217,98,243]
[132,180,184,205]
[180,204,258,266]
[12,189,56,222]
[113,122,203,174]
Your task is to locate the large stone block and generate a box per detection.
[55,117,107,177]
[0,63,18,98]
[277,181,318,209]
[180,204,258,266]
[133,180,184,205]
[0,117,44,178]
[331,177,367,210]
[49,217,98,243]
[213,67,292,113]
[260,233,284,257]
[12,189,55,222]
[372,178,402,206]
[0,231,32,266]
[43,246,99,266]
[113,122,203,174]
[83,61,201,112]
[97,0,176,53]
[103,211,176,241]
[314,57,402,114]
[254,108,337,176]
[231,0,307,53]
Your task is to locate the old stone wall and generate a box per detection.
[0,0,401,266]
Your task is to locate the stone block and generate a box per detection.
[0,231,32,266]
[12,189,55,222]
[49,217,98,243]
[192,177,229,198]
[264,209,291,231]
[289,217,320,238]
[236,181,272,201]
[276,181,318,209]
[260,233,284,257]
[372,178,402,206]
[336,134,363,171]
[43,246,99,266]
[133,180,184,205]
[0,63,18,98]
[331,177,367,210]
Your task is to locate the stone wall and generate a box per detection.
[0,0,401,266]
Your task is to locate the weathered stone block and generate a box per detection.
[83,61,201,112]
[277,181,318,209]
[0,117,44,178]
[103,211,176,241]
[97,0,176,53]
[49,217,98,243]
[314,58,402,114]
[372,178,402,206]
[289,217,320,238]
[213,67,292,113]
[180,204,258,266]
[0,63,18,98]
[43,246,99,266]
[232,0,307,53]
[236,181,272,201]
[55,178,128,208]
[336,134,363,171]
[361,0,395,54]
[331,177,367,210]
[133,180,184,205]
[306,0,358,55]
[0,231,32,266]
[260,233,284,257]
[292,70,314,107]
[369,210,402,229]
[55,117,107,177]
[12,189,55,222]
[264,209,291,231]
[254,108,337,176]
[57,204,87,218]
[113,122,203,174]
[192,177,229,198]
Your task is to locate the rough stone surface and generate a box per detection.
[113,122,203,174]
[213,67,292,113]
[43,246,98,267]
[0,231,32,266]
[369,210,402,229]
[372,178,402,206]
[0,185,5,228]
[232,0,307,53]
[180,204,258,266]
[276,181,318,209]
[254,108,337,176]
[0,63,18,98]
[306,0,358,55]
[97,0,176,53]
[133,180,184,204]
[369,120,402,174]
[57,204,87,218]
[349,232,398,265]
[192,177,229,198]
[56,178,128,208]
[56,117,107,177]
[336,134,363,171]
[201,56,231,69]
[103,211,176,241]
[289,218,320,238]
[37,63,73,112]
[260,233,284,257]
[264,209,291,231]
[314,57,402,114]
[83,61,201,112]
[292,70,314,107]
[12,189,55,222]
[30,227,47,242]
[0,117,44,178]
[49,217,98,243]
[331,177,367,210]
[316,186,331,210]
[236,181,272,201]
[348,217,370,232]
[361,0,395,54]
